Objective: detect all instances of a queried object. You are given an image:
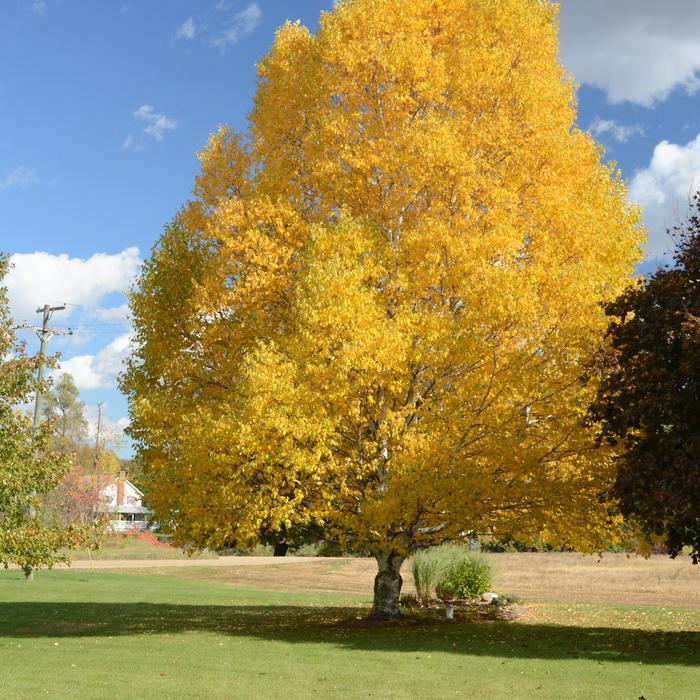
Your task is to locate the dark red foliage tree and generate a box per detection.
[590,197,700,561]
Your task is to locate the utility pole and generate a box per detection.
[94,401,104,476]
[18,304,74,432]
[92,401,105,524]
[16,304,73,581]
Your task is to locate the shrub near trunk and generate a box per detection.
[412,544,491,603]
[435,555,492,601]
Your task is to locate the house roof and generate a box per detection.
[112,504,151,514]
[99,476,144,497]
[119,478,144,497]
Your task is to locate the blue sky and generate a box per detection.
[3,0,700,450]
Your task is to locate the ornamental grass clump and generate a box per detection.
[412,544,490,603]
[412,547,441,603]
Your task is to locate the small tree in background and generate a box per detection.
[0,256,86,576]
[39,372,120,539]
[590,196,700,562]
[43,465,108,528]
[43,373,88,452]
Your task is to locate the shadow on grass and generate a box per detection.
[2,602,698,666]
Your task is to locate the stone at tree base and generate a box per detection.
[481,592,500,605]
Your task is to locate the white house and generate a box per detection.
[100,471,152,532]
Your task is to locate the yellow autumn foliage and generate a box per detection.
[123,0,642,572]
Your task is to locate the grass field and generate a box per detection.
[1,554,699,699]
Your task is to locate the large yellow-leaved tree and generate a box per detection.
[123,0,642,617]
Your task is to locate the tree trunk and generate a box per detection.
[273,542,289,557]
[370,551,405,619]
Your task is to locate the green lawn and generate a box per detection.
[1,568,699,699]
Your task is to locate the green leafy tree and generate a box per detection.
[43,372,88,451]
[0,256,85,576]
[590,196,700,562]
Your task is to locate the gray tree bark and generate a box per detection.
[273,542,289,557]
[370,551,405,619]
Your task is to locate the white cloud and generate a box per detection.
[57,333,132,391]
[122,133,144,152]
[558,2,700,106]
[31,1,46,17]
[132,104,177,142]
[629,135,700,257]
[0,166,39,191]
[122,105,177,150]
[211,3,261,49]
[176,16,197,41]
[91,304,130,323]
[175,4,260,51]
[6,248,141,323]
[589,118,644,144]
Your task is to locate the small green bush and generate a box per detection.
[435,555,492,600]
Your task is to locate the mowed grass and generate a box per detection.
[1,556,699,699]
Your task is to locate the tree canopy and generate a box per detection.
[590,197,700,562]
[123,0,642,616]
